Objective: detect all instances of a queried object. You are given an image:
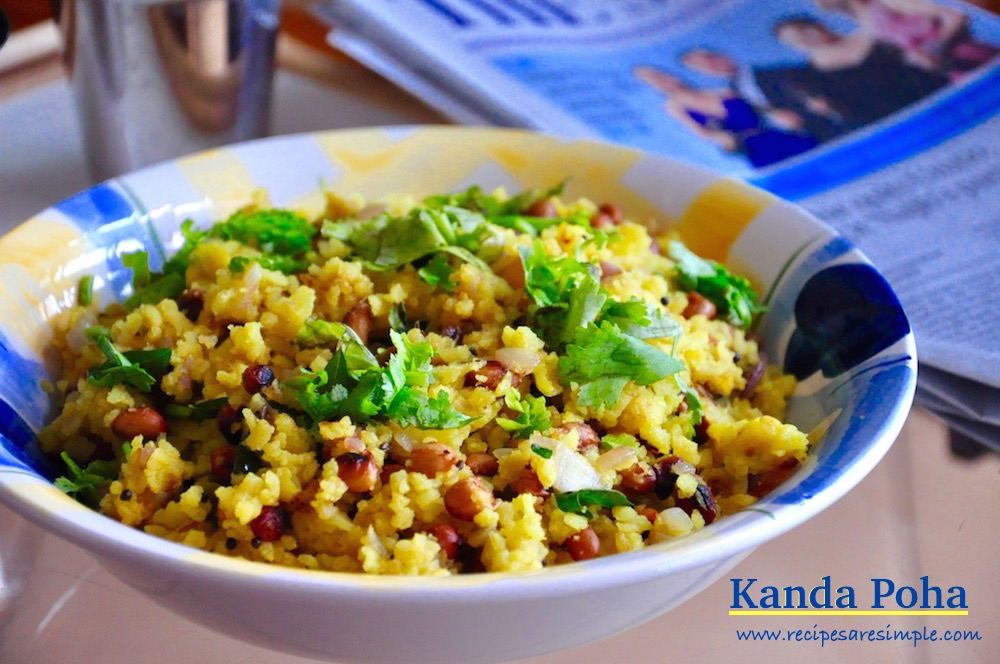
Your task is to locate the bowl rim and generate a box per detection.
[0,125,917,598]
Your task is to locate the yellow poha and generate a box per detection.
[41,185,810,574]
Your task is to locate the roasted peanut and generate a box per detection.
[336,451,378,493]
[344,300,373,345]
[620,463,656,494]
[210,446,236,482]
[566,527,600,561]
[556,422,600,452]
[523,199,558,218]
[597,202,624,224]
[682,292,717,320]
[428,523,461,560]
[111,407,167,440]
[464,360,519,390]
[514,468,550,498]
[250,505,289,542]
[380,462,405,485]
[444,477,495,521]
[590,212,616,230]
[408,441,463,477]
[466,452,499,477]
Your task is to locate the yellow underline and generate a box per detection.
[729,610,969,616]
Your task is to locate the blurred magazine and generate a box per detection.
[313,0,1000,448]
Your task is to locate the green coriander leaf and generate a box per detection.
[124,219,205,311]
[438,244,491,273]
[561,274,606,342]
[228,254,308,275]
[602,300,683,340]
[530,443,554,459]
[388,329,434,388]
[323,207,492,276]
[324,209,446,269]
[329,371,386,422]
[674,374,704,427]
[283,368,339,424]
[120,348,173,375]
[84,327,168,392]
[122,251,151,289]
[78,275,94,306]
[555,489,633,517]
[492,182,566,217]
[423,185,492,213]
[577,375,630,409]
[211,209,317,256]
[295,318,348,347]
[487,215,543,236]
[496,389,552,438]
[123,272,185,311]
[388,303,409,333]
[668,240,765,328]
[232,444,265,475]
[294,319,379,374]
[518,241,595,308]
[164,397,228,422]
[559,322,684,408]
[417,253,457,292]
[54,451,118,507]
[386,387,475,429]
[600,433,640,450]
[422,183,566,218]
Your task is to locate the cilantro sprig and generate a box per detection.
[122,209,317,310]
[122,219,205,310]
[668,241,765,329]
[496,389,552,438]
[321,184,597,292]
[54,451,120,507]
[211,209,317,256]
[515,242,684,409]
[285,324,474,430]
[85,327,171,392]
[556,489,634,518]
[164,397,228,422]
[559,322,684,408]
[321,206,493,279]
[423,182,566,219]
[600,433,640,450]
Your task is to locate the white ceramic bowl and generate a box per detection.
[0,127,916,663]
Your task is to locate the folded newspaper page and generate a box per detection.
[315,0,1000,448]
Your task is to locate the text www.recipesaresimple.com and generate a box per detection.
[735,624,982,648]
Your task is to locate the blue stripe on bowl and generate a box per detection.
[54,182,137,232]
[769,360,914,505]
[0,327,54,476]
[0,407,52,476]
[56,182,170,302]
[0,329,52,431]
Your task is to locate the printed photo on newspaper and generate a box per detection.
[314,0,1000,449]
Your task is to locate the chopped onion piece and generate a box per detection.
[594,446,637,473]
[494,347,543,374]
[550,444,609,492]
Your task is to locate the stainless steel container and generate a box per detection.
[52,0,280,182]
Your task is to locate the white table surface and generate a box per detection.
[0,69,997,664]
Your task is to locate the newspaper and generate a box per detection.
[313,0,1000,448]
